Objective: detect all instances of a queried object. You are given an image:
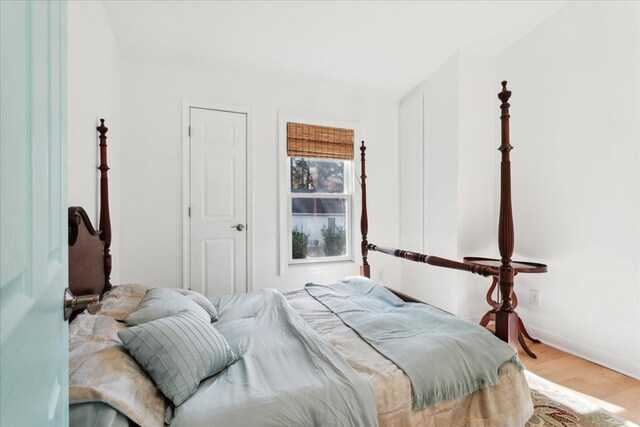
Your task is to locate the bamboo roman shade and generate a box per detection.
[287,122,354,160]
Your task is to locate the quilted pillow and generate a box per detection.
[125,287,209,326]
[118,311,238,406]
[170,288,218,322]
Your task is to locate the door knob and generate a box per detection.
[64,288,100,321]
[230,224,245,231]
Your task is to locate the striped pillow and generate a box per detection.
[118,311,237,406]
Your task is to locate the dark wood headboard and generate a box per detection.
[68,206,109,295]
[68,119,112,298]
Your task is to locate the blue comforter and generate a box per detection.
[305,277,520,409]
[171,288,378,427]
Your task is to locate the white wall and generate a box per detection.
[399,1,639,378]
[67,1,122,283]
[456,52,500,318]
[498,1,639,378]
[118,59,401,292]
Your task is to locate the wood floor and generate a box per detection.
[518,341,640,424]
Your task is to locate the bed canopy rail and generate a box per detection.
[364,243,499,278]
[360,81,520,348]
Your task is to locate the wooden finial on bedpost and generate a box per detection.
[97,119,112,291]
[495,82,518,348]
[360,141,371,278]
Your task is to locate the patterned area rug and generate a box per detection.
[525,371,638,427]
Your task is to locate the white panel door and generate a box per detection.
[0,1,68,425]
[190,108,247,297]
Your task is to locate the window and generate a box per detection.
[279,118,357,271]
[290,158,349,260]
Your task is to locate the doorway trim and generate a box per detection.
[181,100,253,292]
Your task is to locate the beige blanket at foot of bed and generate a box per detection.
[286,289,534,427]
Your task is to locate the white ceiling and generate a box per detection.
[103,1,567,98]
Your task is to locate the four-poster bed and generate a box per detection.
[359,81,546,353]
[67,82,536,426]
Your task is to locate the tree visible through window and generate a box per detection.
[290,158,344,193]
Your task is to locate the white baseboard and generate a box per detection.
[457,314,639,380]
[525,325,640,380]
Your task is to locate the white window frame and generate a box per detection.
[278,114,359,276]
[287,162,353,265]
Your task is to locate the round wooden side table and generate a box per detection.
[463,257,547,358]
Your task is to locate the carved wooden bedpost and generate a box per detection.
[97,119,112,291]
[495,82,518,348]
[359,141,371,278]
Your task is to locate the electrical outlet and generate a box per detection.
[530,289,540,306]
[378,268,385,281]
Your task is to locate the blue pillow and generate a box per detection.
[170,288,218,322]
[125,288,210,326]
[118,311,237,406]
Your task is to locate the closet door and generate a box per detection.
[399,91,425,252]
[0,2,68,425]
